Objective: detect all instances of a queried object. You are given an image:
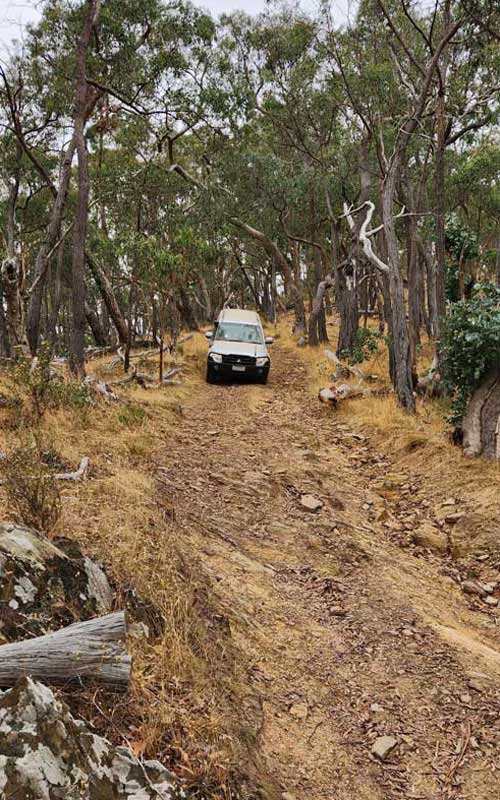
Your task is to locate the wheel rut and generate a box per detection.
[158,344,500,800]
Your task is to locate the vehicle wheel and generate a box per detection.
[259,373,269,385]
[206,365,217,384]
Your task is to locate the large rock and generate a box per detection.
[0,524,113,643]
[0,677,181,799]
[412,522,448,554]
[448,513,500,559]
[0,523,164,648]
[462,371,500,459]
[371,735,398,761]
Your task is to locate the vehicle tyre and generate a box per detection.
[259,373,269,385]
[206,365,217,384]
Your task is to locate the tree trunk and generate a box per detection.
[434,4,451,353]
[435,100,447,341]
[1,258,23,355]
[86,254,128,344]
[85,300,108,346]
[49,242,64,348]
[0,612,131,690]
[27,138,76,355]
[382,162,415,411]
[291,242,306,335]
[309,275,334,346]
[69,0,99,376]
[417,235,438,337]
[406,204,420,385]
[0,280,10,357]
[336,264,359,357]
[177,286,198,330]
[2,148,23,355]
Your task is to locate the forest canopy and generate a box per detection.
[0,0,500,412]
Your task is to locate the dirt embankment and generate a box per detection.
[157,342,500,800]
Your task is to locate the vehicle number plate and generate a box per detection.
[232,365,246,372]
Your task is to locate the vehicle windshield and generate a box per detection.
[214,322,264,344]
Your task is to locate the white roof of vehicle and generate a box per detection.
[218,308,262,324]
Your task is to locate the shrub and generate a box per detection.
[6,344,91,424]
[343,328,382,365]
[441,283,500,424]
[1,439,62,532]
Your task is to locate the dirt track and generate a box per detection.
[159,344,500,800]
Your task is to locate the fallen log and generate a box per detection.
[108,334,194,369]
[54,456,89,481]
[84,375,119,401]
[319,383,391,406]
[109,365,183,388]
[163,367,182,382]
[0,611,131,690]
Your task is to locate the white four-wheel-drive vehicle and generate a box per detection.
[205,309,273,384]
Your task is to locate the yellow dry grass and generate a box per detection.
[277,312,500,510]
[0,332,260,799]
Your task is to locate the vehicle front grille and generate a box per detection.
[222,354,256,366]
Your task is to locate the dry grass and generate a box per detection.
[277,312,500,520]
[0,332,263,799]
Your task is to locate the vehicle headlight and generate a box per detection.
[256,357,269,367]
[210,352,222,363]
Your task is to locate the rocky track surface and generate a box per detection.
[158,345,500,800]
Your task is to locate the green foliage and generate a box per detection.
[441,283,500,424]
[444,214,479,303]
[445,213,479,263]
[1,436,62,532]
[7,344,91,424]
[342,328,382,365]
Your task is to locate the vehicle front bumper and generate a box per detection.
[208,360,270,379]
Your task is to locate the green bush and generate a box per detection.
[444,214,478,303]
[441,283,500,424]
[342,328,382,365]
[7,344,91,423]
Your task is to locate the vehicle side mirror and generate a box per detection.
[205,331,213,340]
[265,336,274,345]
